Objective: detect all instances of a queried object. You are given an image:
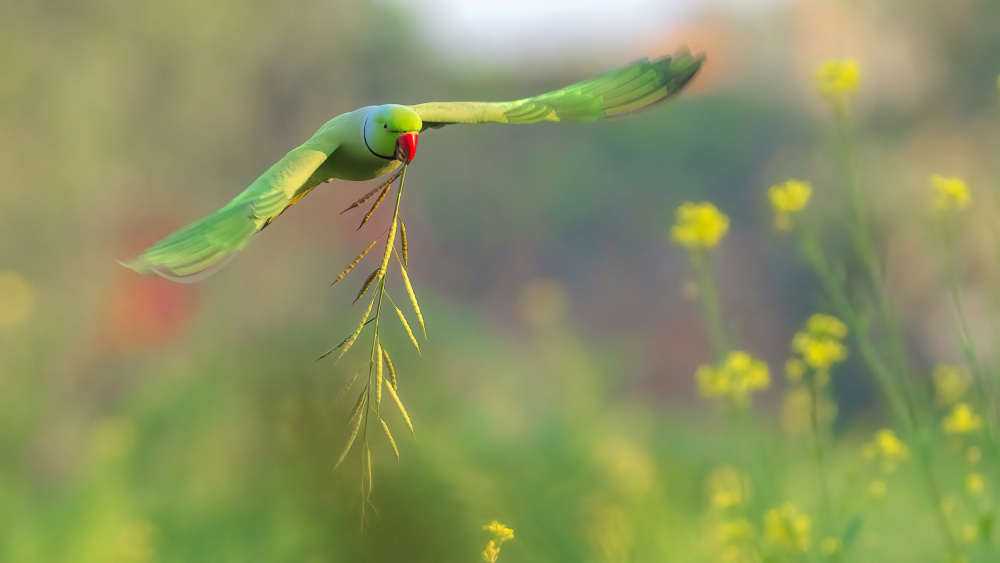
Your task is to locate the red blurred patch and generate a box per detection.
[103,273,197,351]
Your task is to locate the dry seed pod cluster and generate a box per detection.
[321,164,425,504]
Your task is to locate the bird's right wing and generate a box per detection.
[409,49,704,130]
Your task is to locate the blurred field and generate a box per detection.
[3,0,1000,561]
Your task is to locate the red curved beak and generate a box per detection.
[397,131,418,162]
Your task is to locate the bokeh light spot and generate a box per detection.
[0,271,36,329]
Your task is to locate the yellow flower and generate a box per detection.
[789,314,849,373]
[482,541,499,563]
[875,429,907,456]
[770,180,813,213]
[707,466,751,509]
[814,59,861,111]
[934,364,971,406]
[696,351,770,404]
[670,201,729,250]
[764,503,811,552]
[792,333,847,371]
[820,537,843,555]
[483,521,514,543]
[943,403,983,435]
[931,174,971,212]
[482,521,514,563]
[769,180,812,230]
[862,429,909,473]
[966,473,985,496]
[806,314,848,339]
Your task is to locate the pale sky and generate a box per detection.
[395,0,785,67]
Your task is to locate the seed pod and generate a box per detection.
[331,239,378,286]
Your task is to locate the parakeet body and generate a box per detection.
[124,51,704,282]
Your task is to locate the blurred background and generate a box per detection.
[2,0,1000,560]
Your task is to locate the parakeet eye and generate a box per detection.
[383,123,388,129]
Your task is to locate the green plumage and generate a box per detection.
[123,50,704,282]
[411,50,703,126]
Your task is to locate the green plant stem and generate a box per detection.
[798,226,959,552]
[832,112,926,426]
[940,219,1000,552]
[798,230,913,432]
[688,249,776,509]
[691,251,730,361]
[941,220,998,428]
[809,378,835,529]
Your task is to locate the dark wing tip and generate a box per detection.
[656,47,707,97]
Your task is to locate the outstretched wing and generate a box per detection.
[122,133,340,282]
[410,49,704,130]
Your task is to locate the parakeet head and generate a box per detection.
[363,105,422,162]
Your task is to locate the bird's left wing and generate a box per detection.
[409,49,704,130]
[123,132,340,282]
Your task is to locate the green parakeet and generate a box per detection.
[123,50,704,282]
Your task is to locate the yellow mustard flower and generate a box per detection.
[670,201,729,250]
[788,314,849,374]
[815,59,861,96]
[696,351,770,404]
[931,174,971,212]
[820,537,843,555]
[943,402,983,435]
[791,333,847,372]
[764,503,811,552]
[482,521,514,563]
[814,59,861,112]
[707,466,752,509]
[934,364,971,407]
[806,314,848,339]
[862,429,909,473]
[769,180,812,231]
[966,473,985,496]
[484,521,514,543]
[482,541,499,563]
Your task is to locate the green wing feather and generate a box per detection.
[410,49,704,128]
[123,137,338,282]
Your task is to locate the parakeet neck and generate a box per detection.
[361,111,395,161]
